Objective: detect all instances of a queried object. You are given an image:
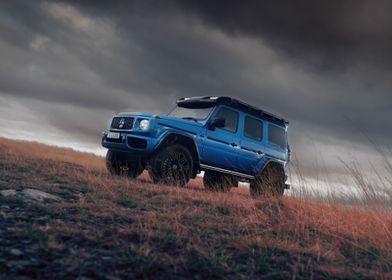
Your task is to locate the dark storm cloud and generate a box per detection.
[176,1,392,69]
[0,0,391,180]
[66,0,392,69]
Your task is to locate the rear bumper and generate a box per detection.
[101,131,159,155]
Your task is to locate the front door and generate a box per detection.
[201,106,240,170]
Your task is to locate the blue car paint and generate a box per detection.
[102,98,289,181]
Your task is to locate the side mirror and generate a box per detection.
[208,118,225,130]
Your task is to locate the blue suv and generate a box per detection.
[102,96,290,197]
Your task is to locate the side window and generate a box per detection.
[268,124,287,149]
[214,107,238,133]
[244,116,263,141]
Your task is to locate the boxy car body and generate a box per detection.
[102,96,290,196]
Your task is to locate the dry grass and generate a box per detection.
[0,137,391,279]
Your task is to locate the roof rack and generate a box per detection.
[177,96,288,126]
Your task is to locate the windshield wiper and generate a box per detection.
[181,117,199,122]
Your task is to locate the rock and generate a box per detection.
[0,205,10,210]
[21,189,61,202]
[0,189,17,197]
[10,248,23,256]
[0,188,62,203]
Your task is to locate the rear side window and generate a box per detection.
[268,124,287,149]
[214,107,238,133]
[244,116,263,141]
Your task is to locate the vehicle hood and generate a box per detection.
[156,115,205,128]
[116,112,155,118]
[115,112,205,130]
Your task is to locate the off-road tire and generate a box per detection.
[147,144,193,187]
[203,171,235,192]
[106,150,144,178]
[250,165,285,198]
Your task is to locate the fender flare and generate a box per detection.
[254,157,285,176]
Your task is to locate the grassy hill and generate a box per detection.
[0,138,391,279]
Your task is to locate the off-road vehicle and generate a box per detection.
[102,96,290,197]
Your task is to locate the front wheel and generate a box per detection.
[106,150,144,178]
[147,144,193,187]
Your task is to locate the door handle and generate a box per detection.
[230,142,238,147]
[257,150,263,155]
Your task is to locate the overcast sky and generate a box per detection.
[1,0,391,187]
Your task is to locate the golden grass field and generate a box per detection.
[0,137,391,279]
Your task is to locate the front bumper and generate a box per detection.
[101,131,160,155]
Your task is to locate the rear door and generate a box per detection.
[201,106,240,170]
[237,115,265,174]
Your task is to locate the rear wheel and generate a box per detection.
[147,144,193,186]
[203,171,236,192]
[106,150,144,178]
[250,164,285,198]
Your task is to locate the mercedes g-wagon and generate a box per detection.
[102,96,290,197]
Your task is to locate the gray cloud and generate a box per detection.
[0,0,391,182]
[65,0,392,70]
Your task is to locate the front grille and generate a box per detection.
[106,137,122,143]
[127,137,147,149]
[111,117,134,130]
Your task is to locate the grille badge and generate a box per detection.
[119,118,125,129]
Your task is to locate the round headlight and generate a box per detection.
[139,119,150,130]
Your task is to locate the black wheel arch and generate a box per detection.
[254,159,286,184]
[259,160,285,175]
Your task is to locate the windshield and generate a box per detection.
[168,105,214,121]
